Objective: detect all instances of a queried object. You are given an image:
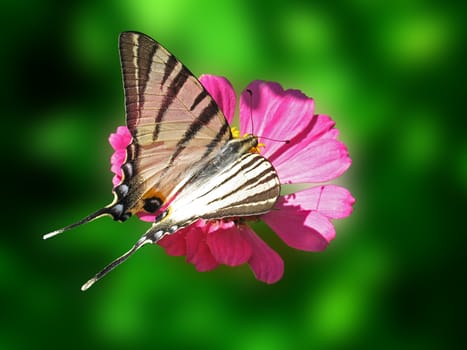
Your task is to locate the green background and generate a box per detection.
[2,0,465,349]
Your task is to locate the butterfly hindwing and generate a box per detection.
[142,141,281,242]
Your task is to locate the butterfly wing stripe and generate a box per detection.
[152,66,189,141]
[136,35,158,115]
[189,90,209,111]
[119,32,158,132]
[204,155,279,209]
[207,170,278,206]
[166,153,280,226]
[169,99,219,164]
[161,54,177,86]
[202,122,231,158]
[192,152,265,200]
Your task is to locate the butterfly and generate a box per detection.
[44,32,280,290]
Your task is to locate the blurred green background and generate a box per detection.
[2,0,465,349]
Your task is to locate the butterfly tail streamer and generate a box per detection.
[43,207,113,240]
[81,222,169,291]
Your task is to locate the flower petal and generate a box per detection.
[111,150,126,166]
[157,230,187,256]
[109,126,132,151]
[111,175,121,187]
[206,221,252,266]
[199,75,236,123]
[273,138,351,183]
[262,196,335,251]
[239,82,351,184]
[184,225,219,272]
[239,81,315,158]
[109,127,132,187]
[282,185,355,219]
[136,213,157,222]
[238,225,284,284]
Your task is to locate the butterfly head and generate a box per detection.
[230,126,266,155]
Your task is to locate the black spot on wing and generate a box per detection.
[143,197,163,213]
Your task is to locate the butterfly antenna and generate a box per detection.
[257,135,290,144]
[81,225,166,291]
[43,207,112,240]
[246,89,255,134]
[245,89,290,145]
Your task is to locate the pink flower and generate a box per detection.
[108,126,132,187]
[108,75,355,283]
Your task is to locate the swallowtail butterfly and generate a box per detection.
[44,32,280,290]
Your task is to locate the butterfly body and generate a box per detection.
[45,32,281,290]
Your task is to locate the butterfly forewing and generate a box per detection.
[115,32,232,218]
[120,33,230,145]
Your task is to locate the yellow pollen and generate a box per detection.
[251,142,265,154]
[230,126,240,139]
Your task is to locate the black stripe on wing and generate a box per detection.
[205,154,280,209]
[210,155,280,218]
[161,54,177,86]
[152,67,189,141]
[190,90,209,111]
[169,99,219,163]
[119,32,156,133]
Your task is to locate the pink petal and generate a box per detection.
[199,75,236,123]
[184,226,219,272]
[239,82,351,184]
[206,221,252,266]
[109,126,132,151]
[109,127,132,187]
[136,213,157,222]
[157,230,187,256]
[262,196,335,251]
[273,138,351,183]
[239,81,315,158]
[238,225,284,284]
[111,150,126,166]
[282,185,355,219]
[111,173,122,187]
